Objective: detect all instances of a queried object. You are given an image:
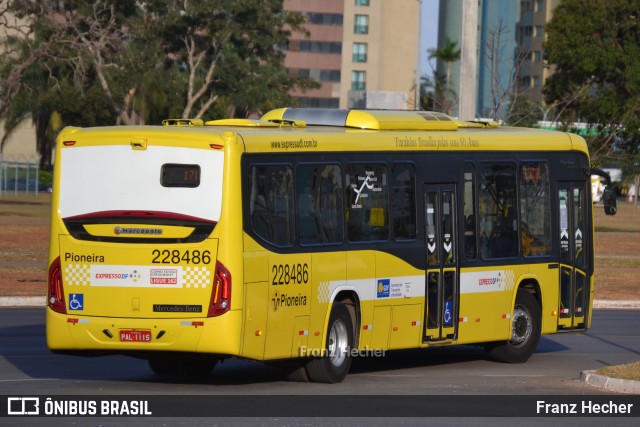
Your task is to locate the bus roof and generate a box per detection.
[56,108,589,156]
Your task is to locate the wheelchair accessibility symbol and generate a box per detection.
[443,300,453,326]
[69,294,84,311]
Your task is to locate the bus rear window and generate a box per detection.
[161,164,201,188]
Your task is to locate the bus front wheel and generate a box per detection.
[486,289,541,363]
[305,303,354,383]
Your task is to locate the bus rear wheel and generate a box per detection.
[486,289,541,363]
[305,303,353,383]
[148,355,217,377]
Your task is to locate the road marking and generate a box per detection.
[482,374,545,377]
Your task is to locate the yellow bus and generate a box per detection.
[46,108,616,383]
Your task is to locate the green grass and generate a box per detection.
[596,360,640,381]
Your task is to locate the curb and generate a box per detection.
[581,370,640,394]
[0,296,46,307]
[593,300,640,309]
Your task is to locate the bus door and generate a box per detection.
[558,182,589,330]
[423,184,459,342]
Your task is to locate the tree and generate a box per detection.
[428,37,461,115]
[481,19,533,123]
[143,0,318,119]
[1,0,318,167]
[621,158,640,207]
[544,0,640,164]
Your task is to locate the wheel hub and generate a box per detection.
[328,319,349,367]
[511,305,532,345]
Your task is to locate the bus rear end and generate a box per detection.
[46,125,242,374]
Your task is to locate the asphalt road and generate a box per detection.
[1,308,639,425]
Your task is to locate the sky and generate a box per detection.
[420,0,440,78]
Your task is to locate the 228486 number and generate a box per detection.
[272,263,308,285]
[151,249,211,264]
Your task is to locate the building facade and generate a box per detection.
[284,0,420,109]
[437,0,561,120]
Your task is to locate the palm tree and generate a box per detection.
[428,37,461,114]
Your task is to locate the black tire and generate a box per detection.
[305,303,354,383]
[486,289,541,363]
[148,355,217,377]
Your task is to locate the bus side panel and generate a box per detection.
[309,252,346,353]
[370,306,391,349]
[346,251,375,348]
[457,267,522,345]
[241,240,269,360]
[530,264,561,335]
[374,251,425,350]
[390,304,422,349]
[241,280,269,360]
[263,252,312,359]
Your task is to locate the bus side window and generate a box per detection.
[520,161,551,257]
[345,163,389,242]
[392,163,416,240]
[297,164,344,245]
[249,164,295,246]
[479,163,518,259]
[463,163,476,260]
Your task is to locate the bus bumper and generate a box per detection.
[46,308,242,356]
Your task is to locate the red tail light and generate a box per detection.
[208,260,231,317]
[48,257,66,314]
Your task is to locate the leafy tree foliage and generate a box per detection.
[0,0,318,168]
[544,0,640,162]
[428,37,461,115]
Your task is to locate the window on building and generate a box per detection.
[354,15,369,34]
[299,41,342,54]
[534,50,542,62]
[355,0,370,5]
[345,164,389,242]
[353,43,367,62]
[303,13,343,25]
[296,97,340,108]
[533,76,541,88]
[249,164,295,246]
[536,25,543,37]
[520,75,531,88]
[296,69,341,82]
[351,71,366,90]
[297,164,344,245]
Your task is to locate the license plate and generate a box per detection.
[119,329,151,342]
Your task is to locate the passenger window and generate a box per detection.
[296,164,344,245]
[249,164,295,246]
[345,164,389,242]
[520,162,551,257]
[392,163,416,240]
[479,163,518,259]
[463,163,476,260]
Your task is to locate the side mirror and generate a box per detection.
[602,187,617,215]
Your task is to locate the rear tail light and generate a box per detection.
[48,257,66,314]
[208,260,231,317]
